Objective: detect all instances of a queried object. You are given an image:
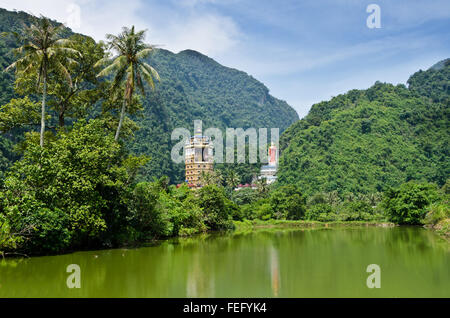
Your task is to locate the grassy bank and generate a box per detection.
[425,218,450,240]
[234,218,450,242]
[233,219,396,231]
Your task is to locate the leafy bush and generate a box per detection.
[382,182,440,225]
[255,201,273,220]
[130,181,207,238]
[305,203,333,220]
[269,185,306,220]
[195,185,235,230]
[0,120,145,253]
[231,188,260,206]
[0,214,26,254]
[317,212,339,222]
[424,202,449,226]
[130,181,174,238]
[22,207,72,253]
[337,201,377,221]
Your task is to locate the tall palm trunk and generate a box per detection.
[115,98,127,141]
[58,111,65,128]
[40,73,47,147]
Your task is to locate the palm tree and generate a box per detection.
[5,16,79,147]
[255,177,269,195]
[225,168,240,189]
[95,26,160,141]
[199,171,223,187]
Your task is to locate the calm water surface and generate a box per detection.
[0,226,449,297]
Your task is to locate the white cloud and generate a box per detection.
[0,0,241,56]
[221,30,441,79]
[384,0,450,26]
[151,14,240,56]
[0,0,147,40]
[176,0,218,7]
[1,0,448,118]
[262,52,449,119]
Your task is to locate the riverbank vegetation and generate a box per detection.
[0,15,241,256]
[0,13,448,257]
[2,164,448,255]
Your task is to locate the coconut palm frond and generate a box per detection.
[111,66,128,92]
[141,62,160,82]
[139,65,155,90]
[97,55,127,78]
[93,56,113,68]
[136,47,154,60]
[55,46,82,57]
[54,60,73,87]
[4,61,17,73]
[97,25,160,141]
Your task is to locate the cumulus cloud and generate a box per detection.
[152,14,240,56]
[1,0,448,117]
[0,0,146,39]
[0,0,241,57]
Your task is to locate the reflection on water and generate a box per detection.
[270,246,280,297]
[186,250,215,297]
[0,226,448,297]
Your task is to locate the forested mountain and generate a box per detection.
[0,8,298,182]
[130,48,298,183]
[278,60,449,196]
[407,58,450,103]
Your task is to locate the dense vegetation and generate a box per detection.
[0,8,448,257]
[130,48,298,183]
[0,13,238,255]
[0,8,299,184]
[278,61,449,196]
[408,58,450,103]
[232,180,448,226]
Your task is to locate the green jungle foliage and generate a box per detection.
[382,181,447,225]
[231,181,447,226]
[0,8,299,184]
[0,120,147,254]
[130,48,298,183]
[0,9,76,177]
[232,185,385,223]
[408,58,450,103]
[278,61,450,196]
[0,9,448,256]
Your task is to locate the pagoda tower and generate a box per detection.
[258,142,278,184]
[184,127,214,187]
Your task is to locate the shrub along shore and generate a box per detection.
[1,163,448,257]
[0,16,448,258]
[233,219,396,231]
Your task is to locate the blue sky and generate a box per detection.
[2,0,450,118]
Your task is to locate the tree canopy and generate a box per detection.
[278,60,450,196]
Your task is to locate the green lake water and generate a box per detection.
[0,226,449,297]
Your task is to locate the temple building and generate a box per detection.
[185,128,214,187]
[258,142,278,184]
